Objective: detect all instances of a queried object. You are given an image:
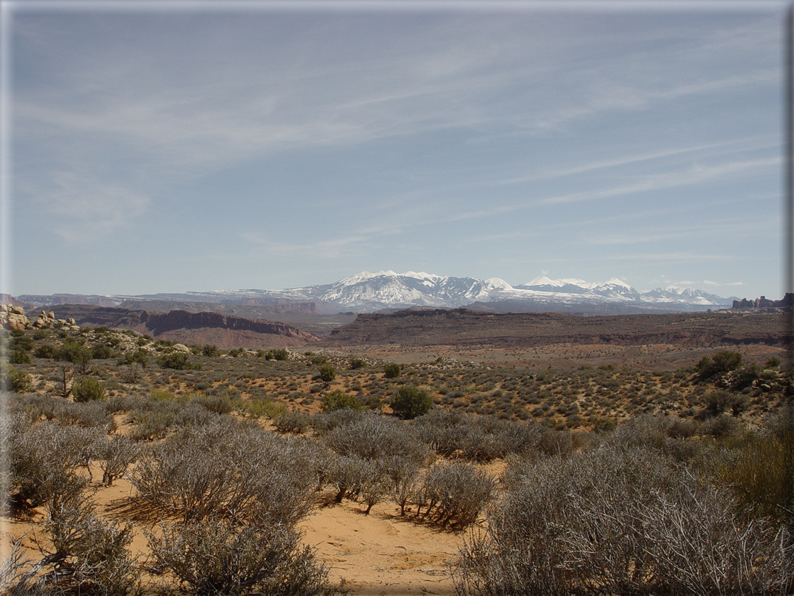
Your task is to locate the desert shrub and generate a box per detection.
[701,414,742,439]
[732,362,762,390]
[321,390,363,413]
[414,462,494,530]
[610,413,709,463]
[273,410,311,434]
[10,334,34,352]
[97,435,140,486]
[91,343,116,359]
[9,349,30,364]
[228,347,246,358]
[381,456,422,516]
[0,539,27,593]
[724,404,794,525]
[34,343,56,359]
[414,411,547,461]
[390,385,432,420]
[190,392,233,414]
[147,517,338,596]
[119,349,149,368]
[766,356,782,369]
[240,397,287,420]
[104,395,144,414]
[72,376,106,402]
[60,399,115,430]
[17,494,141,596]
[267,348,290,361]
[131,420,316,526]
[383,363,401,379]
[157,352,201,370]
[455,445,794,596]
[0,363,33,393]
[324,413,428,464]
[174,402,220,428]
[697,350,743,379]
[591,416,617,433]
[327,454,377,504]
[311,408,365,434]
[349,358,366,370]
[8,423,97,510]
[56,339,92,364]
[127,403,180,441]
[202,343,220,357]
[318,364,336,383]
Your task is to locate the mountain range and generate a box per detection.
[19,270,738,314]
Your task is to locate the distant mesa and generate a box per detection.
[732,294,793,312]
[1,301,318,348]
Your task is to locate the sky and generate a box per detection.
[3,1,789,299]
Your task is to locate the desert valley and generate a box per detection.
[1,272,792,595]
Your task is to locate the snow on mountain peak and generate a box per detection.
[255,270,733,312]
[485,277,513,290]
[602,277,632,289]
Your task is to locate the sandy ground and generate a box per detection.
[2,461,488,595]
[299,499,461,595]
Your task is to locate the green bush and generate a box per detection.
[10,335,34,352]
[56,340,92,365]
[697,351,743,379]
[384,363,401,379]
[120,349,149,368]
[201,344,220,357]
[765,356,781,369]
[318,364,336,384]
[349,358,366,370]
[0,362,32,393]
[724,405,794,525]
[72,376,106,402]
[91,344,116,360]
[157,352,201,371]
[322,390,363,413]
[10,349,30,364]
[390,386,432,419]
[34,343,56,359]
[267,349,290,361]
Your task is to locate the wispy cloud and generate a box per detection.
[240,225,397,259]
[19,172,151,243]
[539,157,779,206]
[703,280,744,286]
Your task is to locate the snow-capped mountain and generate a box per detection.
[18,271,737,313]
[516,276,642,301]
[316,270,513,311]
[641,286,732,306]
[231,271,733,312]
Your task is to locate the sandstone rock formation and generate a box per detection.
[1,304,79,331]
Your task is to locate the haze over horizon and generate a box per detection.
[4,1,787,301]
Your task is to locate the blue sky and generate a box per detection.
[4,1,787,299]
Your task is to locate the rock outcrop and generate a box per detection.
[732,294,793,312]
[0,304,78,331]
